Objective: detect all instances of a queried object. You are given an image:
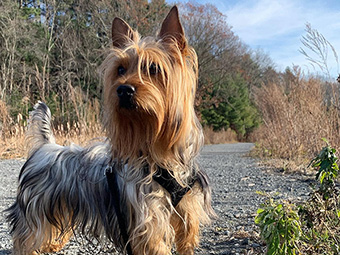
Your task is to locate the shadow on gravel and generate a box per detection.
[0,250,11,255]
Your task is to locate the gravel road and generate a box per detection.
[0,143,312,254]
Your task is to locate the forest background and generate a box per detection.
[1,0,340,166]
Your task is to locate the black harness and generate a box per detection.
[152,166,203,207]
[105,164,133,255]
[105,163,207,255]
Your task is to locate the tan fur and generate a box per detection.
[7,6,215,255]
[101,19,202,176]
[100,7,214,253]
[40,228,72,253]
[11,203,73,255]
[12,224,72,255]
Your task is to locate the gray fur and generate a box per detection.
[6,102,212,255]
[6,103,130,253]
[26,101,56,157]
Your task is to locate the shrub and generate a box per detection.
[299,140,340,254]
[256,141,340,254]
[253,69,340,161]
[255,197,302,255]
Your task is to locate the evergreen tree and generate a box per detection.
[201,75,260,139]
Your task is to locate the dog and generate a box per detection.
[6,6,215,255]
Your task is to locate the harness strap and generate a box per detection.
[105,163,207,254]
[106,165,133,255]
[152,166,201,207]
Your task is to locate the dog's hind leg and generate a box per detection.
[39,226,73,253]
[12,223,72,255]
[10,207,72,255]
[39,209,74,253]
[9,205,43,255]
[12,224,72,255]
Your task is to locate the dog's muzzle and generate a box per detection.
[117,84,136,109]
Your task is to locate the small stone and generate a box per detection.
[241,238,249,245]
[251,243,261,248]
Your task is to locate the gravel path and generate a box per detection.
[0,143,312,254]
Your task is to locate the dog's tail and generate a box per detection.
[26,101,56,157]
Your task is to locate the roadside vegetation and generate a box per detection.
[256,140,340,254]
[252,23,340,172]
[253,24,340,254]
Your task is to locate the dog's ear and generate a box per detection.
[159,6,187,52]
[112,18,134,48]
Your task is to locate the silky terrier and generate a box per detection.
[6,6,215,255]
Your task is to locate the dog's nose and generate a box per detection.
[117,85,135,99]
[117,85,136,109]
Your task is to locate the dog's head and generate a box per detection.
[102,6,203,166]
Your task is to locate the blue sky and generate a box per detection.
[167,0,340,79]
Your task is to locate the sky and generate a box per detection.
[167,0,340,79]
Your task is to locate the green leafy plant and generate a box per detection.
[255,197,302,255]
[256,140,340,254]
[299,190,340,254]
[309,138,339,199]
[299,139,340,254]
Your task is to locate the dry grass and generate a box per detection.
[0,122,104,159]
[54,124,104,147]
[0,133,26,159]
[252,70,340,164]
[0,96,105,159]
[1,124,237,159]
[1,100,237,159]
[203,127,237,144]
[0,99,26,158]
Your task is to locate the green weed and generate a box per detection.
[256,140,340,254]
[255,197,301,255]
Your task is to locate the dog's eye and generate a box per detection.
[149,63,158,75]
[117,65,126,76]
